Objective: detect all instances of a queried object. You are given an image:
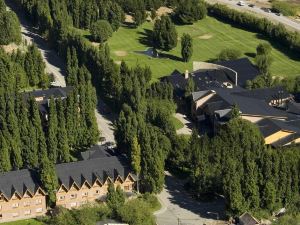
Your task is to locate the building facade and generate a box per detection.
[0,170,47,223]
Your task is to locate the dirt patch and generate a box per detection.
[198,34,213,40]
[1,43,19,53]
[125,14,134,23]
[114,51,128,57]
[156,7,173,17]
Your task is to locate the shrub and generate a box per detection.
[174,0,207,24]
[272,1,298,16]
[218,48,242,61]
[256,43,272,56]
[119,199,156,225]
[90,20,113,42]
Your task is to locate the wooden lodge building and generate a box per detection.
[0,148,136,223]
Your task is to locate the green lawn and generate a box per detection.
[106,16,300,81]
[170,115,184,130]
[2,219,43,225]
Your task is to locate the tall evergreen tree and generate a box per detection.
[56,98,71,163]
[181,33,193,62]
[131,136,141,193]
[47,97,58,163]
[0,132,12,172]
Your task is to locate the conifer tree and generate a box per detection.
[39,154,58,206]
[47,97,58,163]
[131,136,141,193]
[181,33,193,62]
[28,97,47,164]
[56,98,71,163]
[6,97,22,169]
[0,132,12,172]
[66,47,79,86]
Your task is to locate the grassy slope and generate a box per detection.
[107,16,300,81]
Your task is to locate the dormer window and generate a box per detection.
[82,192,88,198]
[12,203,19,208]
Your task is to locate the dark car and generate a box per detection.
[248,4,255,7]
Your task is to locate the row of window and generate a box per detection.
[0,199,43,210]
[58,190,103,201]
[0,208,43,219]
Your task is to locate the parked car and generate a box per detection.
[248,4,255,7]
[237,1,245,6]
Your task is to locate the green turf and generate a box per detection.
[106,16,300,81]
[1,219,44,225]
[170,115,184,130]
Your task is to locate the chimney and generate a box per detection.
[185,70,189,79]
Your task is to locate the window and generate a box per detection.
[124,185,130,191]
[82,192,88,198]
[70,194,77,199]
[59,196,65,201]
[24,210,31,215]
[0,214,2,219]
[12,212,19,217]
[94,190,100,196]
[36,199,42,205]
[36,208,43,213]
[24,201,30,207]
[12,203,19,208]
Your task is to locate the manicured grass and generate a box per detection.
[170,115,184,130]
[106,16,300,81]
[2,219,44,225]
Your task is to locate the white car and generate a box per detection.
[237,1,246,6]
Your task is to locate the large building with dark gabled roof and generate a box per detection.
[0,149,136,222]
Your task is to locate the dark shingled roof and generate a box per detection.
[216,58,260,87]
[287,101,300,115]
[24,87,73,100]
[0,169,43,199]
[206,88,290,118]
[80,145,114,160]
[55,156,134,189]
[232,86,291,103]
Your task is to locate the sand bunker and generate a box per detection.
[114,51,128,57]
[198,34,213,40]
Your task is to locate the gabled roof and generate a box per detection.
[232,86,291,103]
[205,88,289,119]
[216,58,260,87]
[24,87,73,99]
[0,169,44,199]
[239,212,260,225]
[192,90,211,101]
[55,156,135,190]
[80,145,114,160]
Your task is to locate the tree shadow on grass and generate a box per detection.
[137,28,153,47]
[255,33,300,61]
[245,52,256,58]
[159,52,183,62]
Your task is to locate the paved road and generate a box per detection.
[96,100,117,145]
[8,1,116,144]
[208,0,300,32]
[175,113,193,136]
[6,1,66,87]
[155,172,226,225]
